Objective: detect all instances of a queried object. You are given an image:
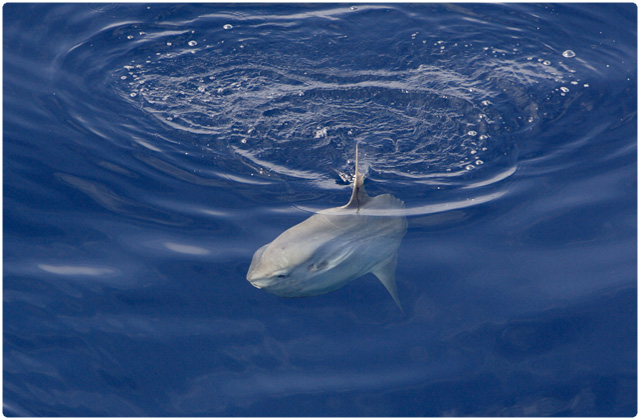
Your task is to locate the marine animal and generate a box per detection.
[246,145,407,309]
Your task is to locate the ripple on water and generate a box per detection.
[48,4,600,208]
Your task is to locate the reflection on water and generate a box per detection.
[37,264,116,276]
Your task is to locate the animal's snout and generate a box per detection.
[246,274,271,289]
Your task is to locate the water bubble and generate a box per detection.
[223,24,233,30]
[542,60,551,66]
[584,83,590,88]
[481,100,491,106]
[314,127,328,138]
[475,160,484,165]
[560,86,570,93]
[562,50,576,58]
[166,42,172,46]
[130,92,137,97]
[127,35,134,40]
[465,165,475,170]
[188,40,197,46]
[197,86,205,93]
[240,138,247,144]
[350,6,358,10]
[121,76,127,80]
[467,130,477,136]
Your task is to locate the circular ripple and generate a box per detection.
[54,5,593,200]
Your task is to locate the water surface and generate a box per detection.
[3,3,637,416]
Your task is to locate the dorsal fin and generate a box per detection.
[344,143,368,209]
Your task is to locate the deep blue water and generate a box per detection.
[3,3,637,416]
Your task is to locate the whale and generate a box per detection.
[246,145,407,310]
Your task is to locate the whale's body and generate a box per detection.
[246,146,407,309]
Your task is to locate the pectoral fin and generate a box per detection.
[371,254,403,312]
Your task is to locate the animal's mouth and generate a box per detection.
[249,280,267,289]
[246,273,269,288]
[247,273,300,296]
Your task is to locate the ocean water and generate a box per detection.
[3,3,637,416]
